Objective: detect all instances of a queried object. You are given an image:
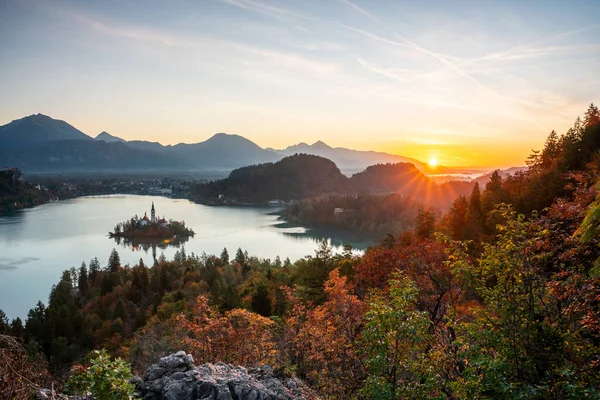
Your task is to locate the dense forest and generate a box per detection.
[1,104,600,399]
[191,154,353,203]
[0,168,53,214]
[284,193,422,238]
[284,162,475,237]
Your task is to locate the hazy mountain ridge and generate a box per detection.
[0,114,436,174]
[95,131,126,143]
[0,114,92,150]
[273,140,427,173]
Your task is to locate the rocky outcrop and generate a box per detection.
[135,351,319,400]
[34,388,93,399]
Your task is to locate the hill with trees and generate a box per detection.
[0,168,52,214]
[191,153,353,203]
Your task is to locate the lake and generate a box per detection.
[0,195,373,319]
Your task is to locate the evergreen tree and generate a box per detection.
[78,262,89,297]
[114,299,128,323]
[447,195,468,240]
[251,285,272,317]
[482,170,506,215]
[89,257,100,282]
[414,207,435,240]
[235,248,246,265]
[100,274,119,296]
[0,309,9,334]
[584,102,600,128]
[25,301,46,345]
[10,317,25,338]
[108,249,121,273]
[464,182,484,242]
[220,248,230,264]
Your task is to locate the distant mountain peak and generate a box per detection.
[0,113,92,150]
[96,131,126,143]
[206,132,244,141]
[311,140,331,150]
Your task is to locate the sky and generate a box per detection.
[0,0,599,168]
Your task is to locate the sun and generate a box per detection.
[428,158,438,167]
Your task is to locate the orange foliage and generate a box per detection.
[177,295,276,367]
[354,248,405,291]
[284,269,367,397]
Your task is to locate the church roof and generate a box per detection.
[142,213,150,221]
[158,217,168,223]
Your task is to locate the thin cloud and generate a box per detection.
[337,0,382,24]
[58,6,339,78]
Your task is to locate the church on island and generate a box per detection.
[109,201,193,241]
[140,202,171,228]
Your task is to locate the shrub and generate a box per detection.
[66,349,134,400]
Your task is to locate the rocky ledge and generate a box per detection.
[135,351,319,400]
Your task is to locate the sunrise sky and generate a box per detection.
[1,0,599,167]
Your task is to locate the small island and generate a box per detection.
[109,201,195,240]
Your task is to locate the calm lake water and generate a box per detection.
[0,195,372,319]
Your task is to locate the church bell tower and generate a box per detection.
[151,202,156,223]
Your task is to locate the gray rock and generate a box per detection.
[136,351,319,400]
[34,388,94,399]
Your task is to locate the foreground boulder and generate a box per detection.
[135,351,319,400]
[34,389,92,399]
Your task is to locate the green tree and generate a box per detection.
[360,272,437,399]
[0,310,8,334]
[10,317,25,338]
[89,257,100,282]
[78,262,89,297]
[295,241,336,303]
[220,248,230,264]
[415,207,436,240]
[446,195,468,240]
[451,206,599,398]
[250,284,271,317]
[235,247,246,265]
[463,182,484,242]
[108,249,121,273]
[66,349,134,400]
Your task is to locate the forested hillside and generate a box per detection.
[0,168,52,214]
[191,153,353,202]
[1,104,600,399]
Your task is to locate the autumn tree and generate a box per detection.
[0,334,50,399]
[177,295,276,367]
[284,269,366,397]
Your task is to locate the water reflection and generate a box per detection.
[1,194,374,319]
[277,223,375,250]
[112,235,191,263]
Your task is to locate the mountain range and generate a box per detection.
[0,114,432,174]
[271,141,425,172]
